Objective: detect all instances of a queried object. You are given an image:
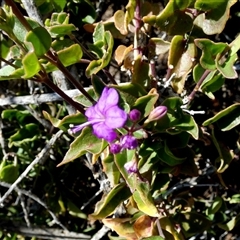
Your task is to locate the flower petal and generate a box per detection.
[96,87,119,113]
[110,143,122,154]
[121,135,138,150]
[92,122,117,142]
[105,106,127,129]
[124,160,138,173]
[85,104,103,121]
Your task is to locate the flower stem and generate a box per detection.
[38,73,85,114]
[188,69,211,103]
[45,51,95,104]
[133,0,142,59]
[150,59,158,89]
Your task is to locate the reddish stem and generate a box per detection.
[188,69,211,102]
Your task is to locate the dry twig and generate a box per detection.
[0,130,63,206]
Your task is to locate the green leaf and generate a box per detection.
[44,44,83,73]
[229,194,240,204]
[25,26,52,56]
[131,55,150,85]
[52,38,74,52]
[86,30,114,77]
[57,127,107,166]
[43,111,85,132]
[12,16,40,42]
[93,22,105,43]
[175,212,211,238]
[102,154,120,187]
[0,61,24,80]
[158,143,186,166]
[89,182,131,220]
[22,51,41,78]
[91,74,106,97]
[0,7,15,35]
[175,114,199,140]
[160,216,184,239]
[161,96,182,110]
[138,142,162,172]
[158,97,199,139]
[45,12,77,37]
[218,213,240,231]
[193,63,208,83]
[0,160,7,172]
[206,196,223,215]
[48,24,77,38]
[103,30,114,61]
[114,149,135,189]
[52,0,67,11]
[133,181,159,217]
[80,0,97,24]
[211,129,234,173]
[113,83,146,99]
[194,0,237,35]
[74,88,97,107]
[0,37,12,59]
[9,123,39,147]
[216,52,238,79]
[0,164,19,183]
[85,59,102,77]
[103,218,136,239]
[133,92,159,118]
[88,42,104,58]
[193,65,225,99]
[195,39,228,70]
[169,36,197,93]
[201,73,225,96]
[203,103,240,131]
[67,201,87,219]
[125,0,136,33]
[143,0,193,35]
[1,109,31,124]
[104,21,126,39]
[229,33,240,56]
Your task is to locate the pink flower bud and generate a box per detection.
[147,106,167,122]
[124,160,138,174]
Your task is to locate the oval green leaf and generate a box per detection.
[45,44,83,73]
[203,103,240,131]
[57,127,107,166]
[25,26,52,56]
[22,51,41,78]
[89,182,131,220]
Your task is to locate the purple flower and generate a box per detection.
[110,143,122,154]
[129,109,141,122]
[121,135,138,150]
[147,106,167,122]
[70,87,127,142]
[124,160,138,174]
